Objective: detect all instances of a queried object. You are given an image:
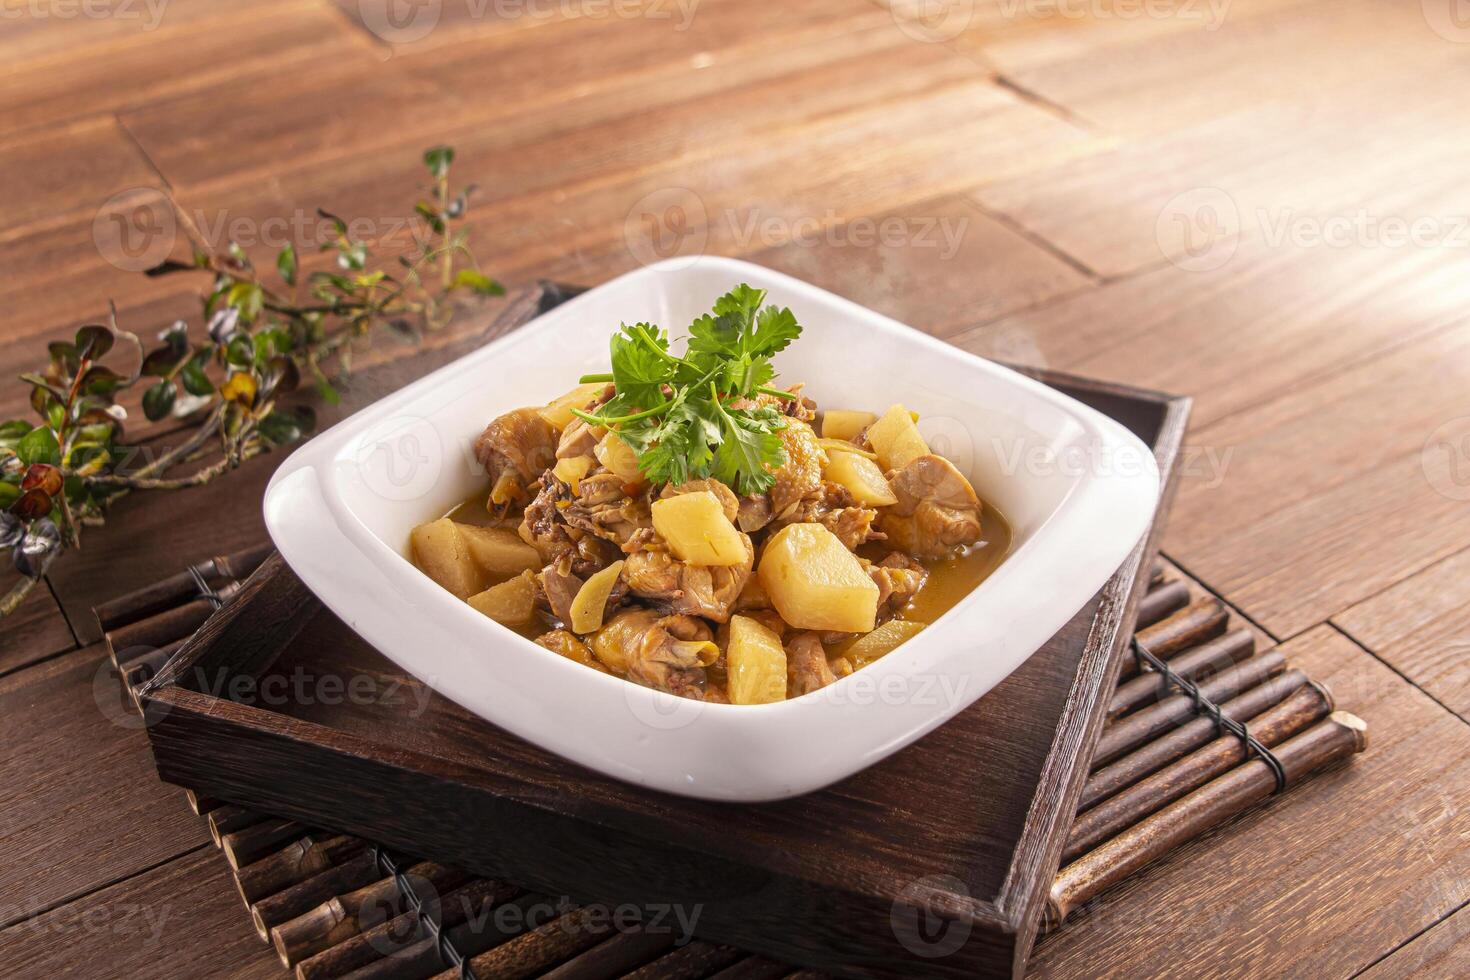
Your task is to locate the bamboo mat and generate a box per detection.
[97,547,1366,978]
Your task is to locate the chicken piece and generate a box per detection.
[878,454,983,559]
[736,492,774,533]
[771,481,883,551]
[536,630,608,673]
[769,420,826,520]
[660,478,740,523]
[750,383,817,424]
[556,416,602,459]
[474,408,560,510]
[623,533,755,622]
[520,471,638,572]
[563,472,654,551]
[786,631,837,696]
[868,552,929,621]
[593,608,718,700]
[538,555,583,626]
[816,505,883,551]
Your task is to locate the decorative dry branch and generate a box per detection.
[0,147,500,620]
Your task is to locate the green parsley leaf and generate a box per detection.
[575,286,802,494]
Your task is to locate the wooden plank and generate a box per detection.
[0,645,211,925]
[1156,322,1470,637]
[972,59,1470,278]
[1334,547,1470,719]
[1359,904,1470,980]
[467,78,1095,284]
[947,236,1470,429]
[977,0,1466,137]
[882,0,1317,77]
[399,0,910,155]
[748,195,1092,339]
[0,572,75,677]
[118,54,447,194]
[0,116,159,239]
[1032,626,1470,979]
[0,847,278,979]
[0,0,292,65]
[0,3,369,135]
[0,200,209,379]
[159,65,1092,289]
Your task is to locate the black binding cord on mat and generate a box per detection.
[187,563,226,610]
[370,846,479,980]
[1131,637,1288,793]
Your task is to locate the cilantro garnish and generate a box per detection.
[571,284,801,495]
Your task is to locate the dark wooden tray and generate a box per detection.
[138,283,1190,978]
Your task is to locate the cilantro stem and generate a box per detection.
[578,372,613,383]
[757,385,797,400]
[632,323,685,366]
[571,402,671,426]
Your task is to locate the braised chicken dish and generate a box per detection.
[408,285,1010,704]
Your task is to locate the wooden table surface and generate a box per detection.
[2,1,1468,977]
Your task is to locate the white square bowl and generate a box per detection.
[263,256,1160,802]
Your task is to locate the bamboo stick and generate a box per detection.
[1107,628,1255,719]
[1094,649,1287,766]
[320,878,523,980]
[222,818,315,871]
[93,542,272,632]
[431,907,613,980]
[621,941,746,980]
[1134,580,1188,629]
[1065,683,1334,860]
[272,862,466,968]
[236,834,368,906]
[698,955,791,980]
[1081,670,1313,810]
[107,584,244,656]
[209,804,270,845]
[1048,712,1367,926]
[539,928,677,980]
[251,849,383,940]
[184,789,222,815]
[116,636,186,670]
[1116,598,1229,683]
